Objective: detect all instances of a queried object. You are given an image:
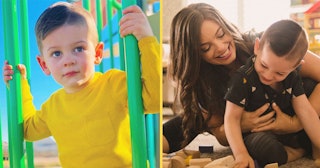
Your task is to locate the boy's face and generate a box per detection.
[37,24,102,93]
[254,39,300,86]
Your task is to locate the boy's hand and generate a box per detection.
[119,5,154,40]
[234,153,255,168]
[3,61,27,84]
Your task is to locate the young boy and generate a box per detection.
[3,2,160,168]
[224,19,320,168]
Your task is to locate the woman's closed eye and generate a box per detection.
[201,44,210,53]
[216,30,225,38]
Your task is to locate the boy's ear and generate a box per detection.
[253,38,260,55]
[94,42,104,64]
[36,55,51,75]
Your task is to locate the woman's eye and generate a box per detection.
[52,51,61,57]
[201,45,210,52]
[74,47,84,53]
[217,31,225,38]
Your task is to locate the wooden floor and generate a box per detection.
[163,107,317,168]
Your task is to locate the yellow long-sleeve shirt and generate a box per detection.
[21,36,160,168]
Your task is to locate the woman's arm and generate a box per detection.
[163,116,199,153]
[293,94,320,149]
[300,51,320,82]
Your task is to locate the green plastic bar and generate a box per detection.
[117,10,125,70]
[109,0,124,70]
[107,0,114,68]
[2,1,26,167]
[0,113,3,168]
[122,0,148,168]
[95,0,104,72]
[112,0,122,10]
[0,1,8,168]
[20,1,35,167]
[82,0,90,11]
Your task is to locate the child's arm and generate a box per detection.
[225,101,255,168]
[293,94,320,149]
[120,5,160,113]
[119,5,154,40]
[3,61,51,141]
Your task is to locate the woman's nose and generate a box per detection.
[213,41,227,54]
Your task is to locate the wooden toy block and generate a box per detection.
[199,146,214,153]
[176,149,201,159]
[315,159,320,168]
[171,155,186,168]
[264,163,278,168]
[188,166,201,168]
[189,158,212,167]
[163,160,172,168]
[204,155,235,168]
[184,149,201,158]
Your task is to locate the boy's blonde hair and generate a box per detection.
[35,2,98,54]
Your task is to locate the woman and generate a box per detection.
[163,3,320,167]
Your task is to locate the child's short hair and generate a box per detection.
[259,19,308,66]
[35,2,98,53]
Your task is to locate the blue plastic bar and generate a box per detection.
[146,114,156,168]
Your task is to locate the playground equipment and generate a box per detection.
[1,0,160,167]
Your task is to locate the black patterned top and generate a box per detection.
[224,56,305,116]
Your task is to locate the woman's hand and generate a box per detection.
[251,103,303,134]
[240,103,275,133]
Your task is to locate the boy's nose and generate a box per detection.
[263,71,274,81]
[63,55,76,67]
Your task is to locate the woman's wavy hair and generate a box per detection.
[169,3,257,147]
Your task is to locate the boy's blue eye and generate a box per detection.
[74,47,84,53]
[52,51,61,57]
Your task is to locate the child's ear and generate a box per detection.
[253,38,260,55]
[36,55,51,75]
[94,42,104,64]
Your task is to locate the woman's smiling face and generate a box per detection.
[200,20,236,66]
